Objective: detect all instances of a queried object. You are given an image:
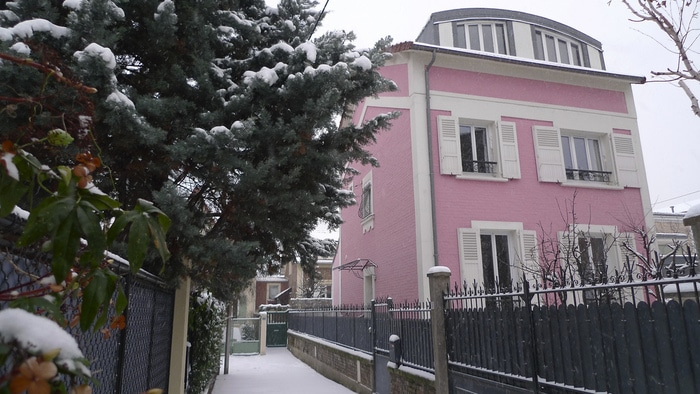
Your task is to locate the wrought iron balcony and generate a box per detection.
[565,168,612,183]
[462,160,497,174]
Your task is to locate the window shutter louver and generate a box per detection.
[612,134,640,188]
[520,230,539,282]
[458,228,481,287]
[532,126,566,182]
[437,116,462,175]
[498,121,521,179]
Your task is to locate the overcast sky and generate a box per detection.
[306,0,700,215]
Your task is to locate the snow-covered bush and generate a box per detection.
[187,290,225,394]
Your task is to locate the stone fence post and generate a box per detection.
[428,266,451,393]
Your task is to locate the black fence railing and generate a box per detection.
[445,274,700,393]
[565,168,612,182]
[462,160,498,174]
[288,305,372,353]
[0,214,175,394]
[290,272,700,393]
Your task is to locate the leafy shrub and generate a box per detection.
[187,290,225,394]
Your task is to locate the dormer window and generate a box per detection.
[454,21,509,55]
[533,29,582,66]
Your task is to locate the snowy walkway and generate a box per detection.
[212,347,354,393]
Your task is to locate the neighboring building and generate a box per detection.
[237,259,333,317]
[653,211,696,265]
[333,8,654,305]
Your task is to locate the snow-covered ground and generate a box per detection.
[213,347,353,393]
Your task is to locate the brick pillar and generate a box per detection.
[428,266,451,393]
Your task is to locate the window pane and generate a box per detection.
[588,139,602,171]
[359,184,372,218]
[455,24,466,48]
[460,125,474,171]
[590,237,606,276]
[482,24,494,53]
[474,127,488,162]
[558,39,569,64]
[571,44,581,66]
[495,235,511,288]
[573,137,589,170]
[534,31,544,60]
[495,24,507,54]
[468,25,480,50]
[545,35,557,62]
[561,136,573,169]
[481,235,495,290]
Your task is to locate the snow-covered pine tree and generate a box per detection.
[0,0,396,299]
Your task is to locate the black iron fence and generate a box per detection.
[0,214,175,393]
[288,304,372,353]
[291,273,700,393]
[446,275,700,393]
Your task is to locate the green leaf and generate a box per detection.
[51,211,80,283]
[0,172,28,217]
[17,196,75,247]
[115,285,128,315]
[80,270,109,331]
[79,191,121,211]
[106,210,139,245]
[76,204,106,267]
[147,216,171,263]
[127,214,149,272]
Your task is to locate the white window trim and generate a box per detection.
[532,126,640,189]
[437,116,521,181]
[558,224,636,276]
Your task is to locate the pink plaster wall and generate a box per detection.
[432,115,645,287]
[335,57,646,303]
[430,67,629,113]
[333,106,418,305]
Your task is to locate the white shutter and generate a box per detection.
[497,121,521,179]
[437,116,462,175]
[458,228,481,287]
[519,230,539,283]
[532,126,566,183]
[612,134,640,188]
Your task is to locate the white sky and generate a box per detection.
[304,0,700,215]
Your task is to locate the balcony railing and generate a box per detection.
[462,160,497,174]
[565,168,612,183]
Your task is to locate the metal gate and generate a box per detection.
[266,311,288,347]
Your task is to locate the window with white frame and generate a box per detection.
[533,29,583,66]
[358,171,374,232]
[458,225,538,292]
[454,21,509,55]
[532,126,640,188]
[438,116,521,180]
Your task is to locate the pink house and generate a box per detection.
[333,8,654,305]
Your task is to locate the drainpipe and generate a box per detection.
[425,49,439,266]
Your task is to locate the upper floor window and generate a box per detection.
[455,21,509,55]
[533,126,640,188]
[438,116,521,181]
[561,135,610,183]
[459,125,495,174]
[533,29,582,66]
[358,171,374,233]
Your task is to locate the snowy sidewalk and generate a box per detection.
[212,347,354,393]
